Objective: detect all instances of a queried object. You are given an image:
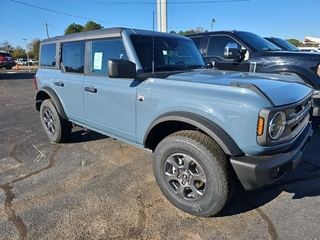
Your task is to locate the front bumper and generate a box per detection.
[230,122,313,190]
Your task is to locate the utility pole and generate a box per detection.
[45,22,50,38]
[157,0,167,32]
[22,38,31,72]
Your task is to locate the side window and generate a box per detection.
[40,43,56,67]
[61,42,85,73]
[91,39,128,76]
[190,36,202,49]
[207,36,240,58]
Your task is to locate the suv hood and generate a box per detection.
[165,70,313,106]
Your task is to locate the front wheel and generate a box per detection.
[40,99,71,143]
[153,130,234,217]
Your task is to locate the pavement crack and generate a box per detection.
[9,142,22,163]
[0,145,60,239]
[106,195,147,240]
[0,183,27,240]
[255,208,278,240]
[11,145,60,184]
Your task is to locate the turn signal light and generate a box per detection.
[257,117,264,136]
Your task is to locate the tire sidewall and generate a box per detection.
[40,99,63,143]
[153,135,227,217]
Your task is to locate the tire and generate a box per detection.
[40,99,72,143]
[153,130,234,217]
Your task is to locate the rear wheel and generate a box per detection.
[153,130,234,217]
[40,99,71,143]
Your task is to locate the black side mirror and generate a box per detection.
[108,59,137,78]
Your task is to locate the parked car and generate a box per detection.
[264,37,301,51]
[0,52,16,69]
[298,47,320,52]
[34,28,313,217]
[16,58,33,66]
[29,59,39,64]
[187,30,320,116]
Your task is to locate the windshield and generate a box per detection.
[131,35,204,72]
[234,31,281,52]
[266,38,301,51]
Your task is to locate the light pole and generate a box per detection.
[211,19,216,31]
[22,38,30,72]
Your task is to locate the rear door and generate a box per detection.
[56,41,86,124]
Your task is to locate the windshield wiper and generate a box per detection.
[186,65,204,69]
[144,65,186,71]
[260,48,280,51]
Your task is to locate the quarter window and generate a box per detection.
[40,43,56,67]
[61,42,85,73]
[91,39,128,76]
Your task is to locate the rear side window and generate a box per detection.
[190,36,202,48]
[40,43,56,67]
[90,39,127,76]
[61,42,85,73]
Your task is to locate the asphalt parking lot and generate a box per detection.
[0,70,320,240]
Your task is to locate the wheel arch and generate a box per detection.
[35,87,68,119]
[144,112,243,156]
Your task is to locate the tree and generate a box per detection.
[286,39,301,47]
[24,38,41,59]
[82,21,103,32]
[1,41,14,54]
[64,21,103,35]
[12,46,26,59]
[178,29,196,35]
[33,39,41,59]
[64,23,84,35]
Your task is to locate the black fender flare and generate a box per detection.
[35,87,68,119]
[262,65,319,88]
[144,112,243,156]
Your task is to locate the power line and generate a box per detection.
[10,0,249,30]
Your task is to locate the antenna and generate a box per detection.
[152,11,155,74]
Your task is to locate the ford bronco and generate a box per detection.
[34,28,313,217]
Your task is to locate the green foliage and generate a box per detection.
[12,46,26,59]
[178,30,196,35]
[286,39,301,47]
[64,23,84,35]
[28,39,40,59]
[64,21,103,35]
[82,21,103,32]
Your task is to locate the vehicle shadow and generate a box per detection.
[68,127,108,143]
[0,71,36,80]
[217,117,320,217]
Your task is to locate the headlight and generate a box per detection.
[268,111,285,140]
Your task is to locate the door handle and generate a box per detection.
[84,86,97,93]
[54,81,64,87]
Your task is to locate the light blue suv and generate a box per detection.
[34,28,313,217]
